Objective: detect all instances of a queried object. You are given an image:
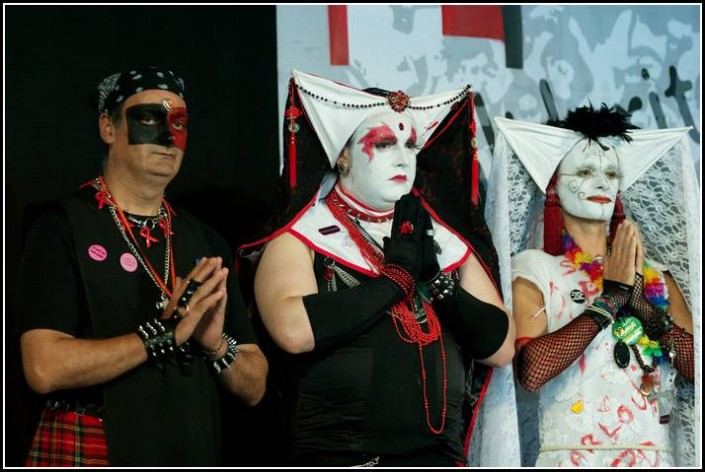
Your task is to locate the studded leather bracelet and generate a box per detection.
[426,270,457,301]
[205,333,239,375]
[137,316,179,360]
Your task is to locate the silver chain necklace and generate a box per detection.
[124,208,167,230]
[94,181,171,310]
[104,194,173,311]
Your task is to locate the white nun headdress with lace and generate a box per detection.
[493,117,692,193]
[485,115,700,466]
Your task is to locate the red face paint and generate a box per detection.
[126,103,188,151]
[167,107,188,151]
[357,124,396,161]
[407,127,417,147]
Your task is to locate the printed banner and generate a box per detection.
[277,5,700,180]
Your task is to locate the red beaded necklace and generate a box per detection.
[325,187,447,434]
[327,186,394,223]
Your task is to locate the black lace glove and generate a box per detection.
[382,193,426,280]
[628,273,673,339]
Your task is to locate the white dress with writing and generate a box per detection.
[512,249,677,467]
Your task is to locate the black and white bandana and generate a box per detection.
[94,66,186,113]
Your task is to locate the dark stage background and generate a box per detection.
[5,5,282,466]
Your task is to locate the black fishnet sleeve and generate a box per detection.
[660,325,694,383]
[628,273,694,382]
[517,315,601,392]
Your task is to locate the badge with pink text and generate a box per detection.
[120,253,138,272]
[88,244,108,262]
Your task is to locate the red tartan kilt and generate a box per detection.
[26,407,109,467]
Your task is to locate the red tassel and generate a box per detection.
[471,150,479,206]
[288,133,297,189]
[543,174,563,256]
[469,92,479,207]
[609,193,625,247]
[287,80,298,189]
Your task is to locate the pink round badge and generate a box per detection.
[120,253,138,272]
[88,244,108,262]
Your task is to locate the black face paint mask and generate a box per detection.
[125,104,174,147]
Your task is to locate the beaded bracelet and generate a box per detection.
[599,293,620,314]
[381,264,415,297]
[206,333,239,375]
[203,333,226,358]
[581,298,615,330]
[426,270,457,301]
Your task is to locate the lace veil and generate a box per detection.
[485,117,700,466]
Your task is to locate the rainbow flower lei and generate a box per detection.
[643,261,669,313]
[563,233,604,291]
[562,232,669,311]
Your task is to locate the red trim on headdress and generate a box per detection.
[469,92,480,207]
[412,187,500,295]
[423,96,468,149]
[543,173,564,256]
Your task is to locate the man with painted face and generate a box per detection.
[240,71,515,466]
[18,67,267,466]
[496,105,695,466]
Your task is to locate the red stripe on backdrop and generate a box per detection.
[328,6,349,65]
[441,6,504,41]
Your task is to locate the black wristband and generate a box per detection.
[602,279,632,309]
[580,296,617,330]
[582,307,612,330]
[426,270,457,301]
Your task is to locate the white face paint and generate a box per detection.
[556,139,620,221]
[339,111,419,211]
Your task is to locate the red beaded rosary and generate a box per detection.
[326,187,447,434]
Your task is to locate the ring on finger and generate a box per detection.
[177,303,190,317]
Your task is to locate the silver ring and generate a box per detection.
[177,303,190,317]
[425,229,436,237]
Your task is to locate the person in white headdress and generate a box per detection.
[239,70,516,466]
[488,104,697,467]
